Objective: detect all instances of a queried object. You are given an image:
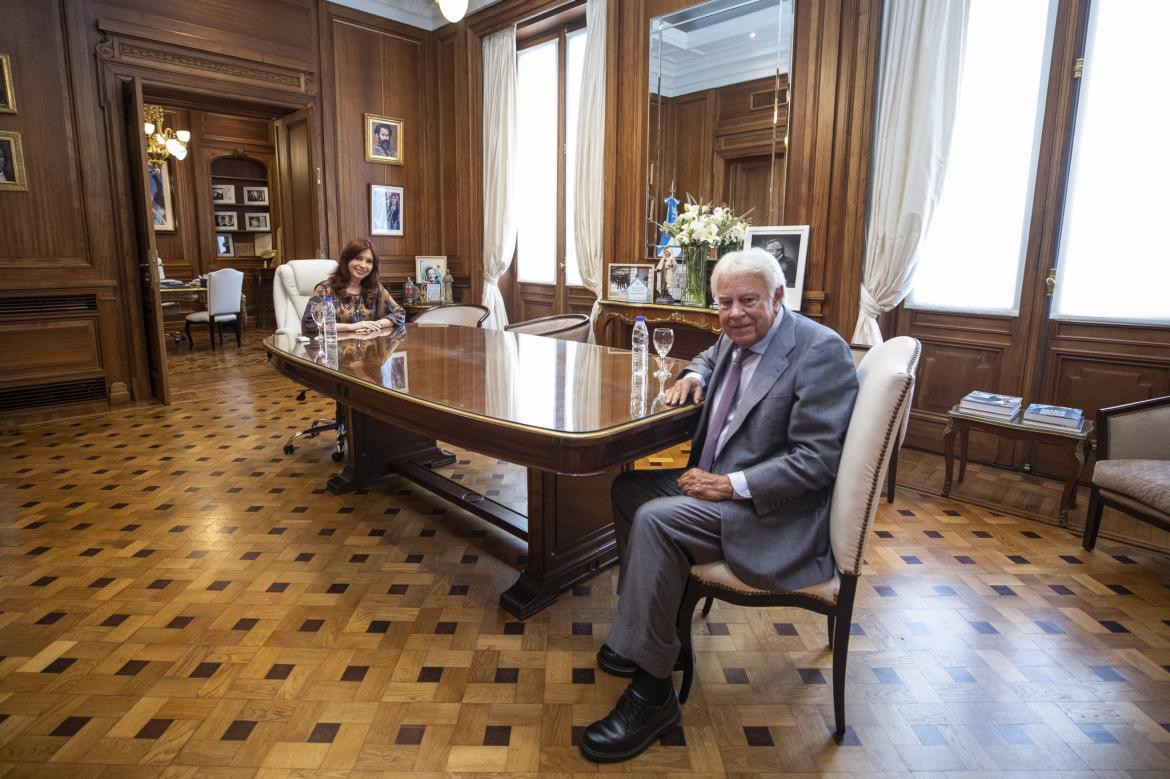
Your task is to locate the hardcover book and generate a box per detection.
[1023,403,1084,429]
[960,390,1023,416]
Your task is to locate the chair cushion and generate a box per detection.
[692,560,840,602]
[1098,488,1170,525]
[1093,459,1170,515]
[185,311,237,323]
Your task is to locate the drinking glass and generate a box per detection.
[310,303,325,341]
[652,327,674,381]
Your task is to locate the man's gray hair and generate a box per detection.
[710,247,786,296]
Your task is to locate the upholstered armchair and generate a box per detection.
[1081,395,1170,551]
[505,314,591,342]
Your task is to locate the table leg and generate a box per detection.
[942,417,956,497]
[1059,438,1091,526]
[326,407,449,494]
[958,424,970,483]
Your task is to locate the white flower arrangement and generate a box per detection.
[663,201,750,251]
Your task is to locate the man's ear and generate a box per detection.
[774,286,785,309]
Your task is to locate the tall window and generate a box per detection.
[514,25,588,286]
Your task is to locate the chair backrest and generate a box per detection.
[207,268,244,317]
[274,259,337,335]
[413,304,490,327]
[830,336,921,576]
[504,314,590,342]
[848,343,870,369]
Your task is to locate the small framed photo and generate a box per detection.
[216,233,235,257]
[244,212,271,232]
[371,184,403,237]
[148,161,176,231]
[382,352,408,392]
[214,211,238,230]
[415,255,447,284]
[211,184,236,204]
[364,113,403,165]
[0,131,27,191]
[0,53,17,114]
[607,263,656,303]
[254,232,273,255]
[243,186,269,205]
[234,238,255,257]
[745,225,810,311]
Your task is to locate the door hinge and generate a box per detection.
[1073,58,1084,79]
[1045,267,1057,297]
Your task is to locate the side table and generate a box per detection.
[941,405,1094,527]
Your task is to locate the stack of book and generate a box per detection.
[1023,403,1085,431]
[959,391,1023,419]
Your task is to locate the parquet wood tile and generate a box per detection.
[4,371,1170,776]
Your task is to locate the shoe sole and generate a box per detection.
[579,712,682,764]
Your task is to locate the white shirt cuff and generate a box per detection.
[729,471,750,499]
[682,371,707,389]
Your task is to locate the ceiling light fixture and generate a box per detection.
[143,103,190,167]
[437,0,469,23]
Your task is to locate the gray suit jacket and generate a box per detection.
[685,308,858,592]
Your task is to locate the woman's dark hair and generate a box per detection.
[327,239,382,302]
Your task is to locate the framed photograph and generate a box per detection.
[370,184,403,237]
[215,233,235,257]
[415,255,447,285]
[607,263,656,303]
[244,212,271,231]
[382,352,408,392]
[211,184,236,204]
[214,210,238,231]
[243,186,269,205]
[254,232,273,255]
[745,225,810,311]
[148,161,176,232]
[364,113,404,165]
[0,131,27,192]
[0,53,16,114]
[234,239,255,257]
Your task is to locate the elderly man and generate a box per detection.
[580,247,859,763]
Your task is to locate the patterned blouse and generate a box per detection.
[301,282,405,335]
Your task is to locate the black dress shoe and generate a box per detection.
[596,644,685,678]
[579,685,682,763]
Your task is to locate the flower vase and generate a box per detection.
[682,245,708,307]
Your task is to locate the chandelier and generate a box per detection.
[436,0,468,23]
[143,104,190,167]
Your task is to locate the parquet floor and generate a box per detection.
[3,373,1170,777]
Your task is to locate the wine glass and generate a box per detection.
[310,304,325,341]
[652,328,674,381]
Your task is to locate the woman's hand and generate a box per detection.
[351,320,381,335]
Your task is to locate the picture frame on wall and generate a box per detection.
[149,161,176,232]
[243,186,269,205]
[745,225,810,311]
[214,211,238,231]
[0,131,28,191]
[234,239,255,257]
[607,263,656,304]
[0,53,17,114]
[415,256,447,284]
[215,233,235,257]
[370,184,403,236]
[244,212,271,231]
[364,113,403,165]
[211,184,236,204]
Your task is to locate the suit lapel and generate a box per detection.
[718,309,796,447]
[688,335,734,466]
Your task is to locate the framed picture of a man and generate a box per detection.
[0,131,27,191]
[745,225,810,311]
[370,184,404,237]
[0,53,16,114]
[149,161,176,231]
[364,113,404,165]
[415,256,447,284]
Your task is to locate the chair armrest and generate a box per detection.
[275,327,299,336]
[1099,395,1170,461]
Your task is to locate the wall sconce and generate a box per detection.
[143,103,190,167]
[437,0,469,23]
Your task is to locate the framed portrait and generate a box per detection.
[0,131,27,192]
[214,210,238,231]
[381,352,408,392]
[211,184,236,204]
[370,184,404,237]
[415,255,447,285]
[254,232,273,255]
[244,212,271,231]
[0,53,16,114]
[148,161,176,232]
[607,263,656,303]
[745,225,810,311]
[215,233,235,257]
[234,238,255,257]
[365,113,403,165]
[243,186,269,205]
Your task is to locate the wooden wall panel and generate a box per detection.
[3,318,103,381]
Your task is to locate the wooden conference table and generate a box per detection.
[264,325,700,618]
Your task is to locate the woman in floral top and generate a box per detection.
[302,238,405,336]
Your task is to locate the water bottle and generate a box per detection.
[631,316,648,374]
[322,296,338,344]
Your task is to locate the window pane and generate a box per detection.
[1052,2,1170,323]
[908,0,1054,313]
[515,40,559,284]
[565,28,587,287]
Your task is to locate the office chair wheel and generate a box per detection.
[283,444,295,454]
[331,450,344,462]
[296,390,307,402]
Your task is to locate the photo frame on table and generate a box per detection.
[607,263,656,304]
[254,232,273,255]
[745,225,810,311]
[0,53,16,114]
[0,131,28,191]
[244,212,271,231]
[364,113,403,165]
[215,233,234,257]
[370,184,403,236]
[214,211,238,230]
[149,161,176,231]
[382,352,408,392]
[234,239,255,257]
[243,186,269,205]
[211,184,236,204]
[415,256,447,285]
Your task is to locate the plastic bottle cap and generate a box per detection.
[635,316,645,322]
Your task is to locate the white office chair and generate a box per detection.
[273,259,343,458]
[185,268,244,351]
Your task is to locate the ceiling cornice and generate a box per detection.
[328,0,503,31]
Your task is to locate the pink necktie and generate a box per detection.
[697,348,743,472]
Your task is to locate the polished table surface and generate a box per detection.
[265,325,701,617]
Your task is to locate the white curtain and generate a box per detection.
[853,0,969,345]
[482,27,518,330]
[574,0,607,340]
